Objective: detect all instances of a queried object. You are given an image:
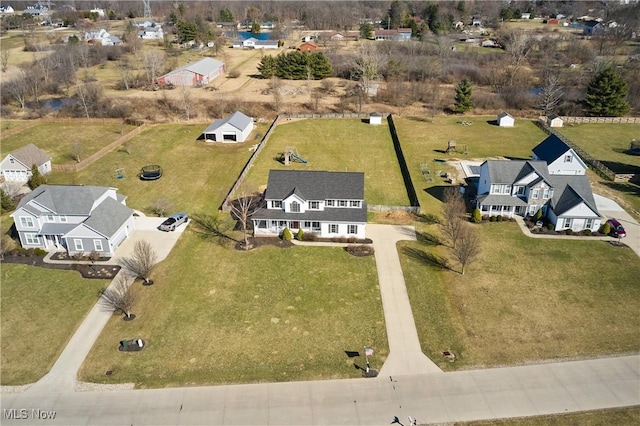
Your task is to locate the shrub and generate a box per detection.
[347,237,358,244]
[496,215,503,222]
[228,69,241,78]
[472,208,482,223]
[303,232,318,241]
[547,223,555,230]
[534,209,543,221]
[600,222,611,235]
[490,215,497,222]
[282,228,292,241]
[583,229,592,236]
[296,229,304,241]
[33,248,47,256]
[565,229,573,235]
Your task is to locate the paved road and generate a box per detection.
[2,355,638,425]
[367,224,442,376]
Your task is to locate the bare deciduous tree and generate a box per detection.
[2,182,24,199]
[179,86,193,120]
[76,83,103,119]
[119,240,158,285]
[1,48,10,73]
[229,192,259,250]
[536,73,564,116]
[98,273,137,319]
[117,59,133,90]
[451,224,481,275]
[142,50,165,85]
[150,198,173,217]
[0,235,16,259]
[501,29,533,86]
[350,43,381,97]
[6,69,29,109]
[270,76,282,112]
[71,142,82,163]
[441,187,466,248]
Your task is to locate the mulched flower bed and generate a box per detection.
[1,254,120,279]
[234,237,294,251]
[51,252,112,262]
[345,245,375,257]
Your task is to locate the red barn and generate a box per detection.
[157,57,225,87]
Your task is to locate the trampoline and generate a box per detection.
[139,165,163,181]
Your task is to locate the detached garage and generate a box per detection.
[201,111,254,143]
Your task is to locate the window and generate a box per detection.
[74,239,84,251]
[338,200,347,207]
[271,200,282,209]
[271,220,278,227]
[312,221,321,231]
[9,158,14,164]
[46,214,54,222]
[348,225,357,234]
[548,189,554,198]
[529,205,537,215]
[278,220,287,227]
[563,218,572,229]
[585,218,593,229]
[94,240,104,252]
[491,205,500,212]
[25,233,38,245]
[564,155,572,163]
[303,221,311,228]
[329,224,339,233]
[19,216,34,227]
[481,205,489,211]
[515,186,525,195]
[309,201,319,209]
[257,220,267,229]
[542,189,549,199]
[349,200,361,208]
[531,189,539,199]
[290,201,300,212]
[503,185,511,194]
[326,200,335,207]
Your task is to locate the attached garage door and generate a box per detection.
[111,228,128,251]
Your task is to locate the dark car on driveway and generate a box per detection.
[159,212,188,232]
[607,218,626,238]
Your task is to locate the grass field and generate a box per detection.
[0,122,137,165]
[1,264,109,385]
[393,116,549,216]
[79,235,386,388]
[400,221,640,370]
[0,120,29,132]
[465,406,640,425]
[45,123,266,213]
[242,118,410,206]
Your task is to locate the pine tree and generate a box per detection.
[251,22,261,35]
[27,165,46,190]
[360,23,374,39]
[257,55,277,78]
[308,52,332,79]
[0,189,15,213]
[585,67,630,117]
[454,78,474,113]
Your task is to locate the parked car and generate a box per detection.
[606,218,626,238]
[159,212,188,231]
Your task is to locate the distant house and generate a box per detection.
[374,29,412,41]
[232,37,279,49]
[299,41,317,53]
[329,32,345,41]
[10,185,135,255]
[521,13,531,19]
[497,112,515,127]
[23,4,48,15]
[0,5,15,14]
[546,19,560,25]
[252,170,367,239]
[547,114,564,128]
[201,111,254,143]
[583,20,604,35]
[157,57,225,87]
[1,144,51,182]
[90,8,105,17]
[84,29,123,46]
[138,26,164,40]
[398,28,412,41]
[132,20,156,28]
[532,135,587,175]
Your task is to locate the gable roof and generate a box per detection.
[83,196,134,237]
[532,134,573,163]
[483,160,551,185]
[264,170,364,201]
[8,144,50,168]
[498,111,513,119]
[203,111,252,134]
[17,185,114,215]
[169,57,224,77]
[549,175,600,216]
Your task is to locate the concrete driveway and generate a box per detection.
[112,214,188,263]
[594,194,640,258]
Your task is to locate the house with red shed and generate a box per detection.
[299,41,317,52]
[157,57,225,87]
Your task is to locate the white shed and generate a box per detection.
[547,114,564,128]
[201,111,254,143]
[370,113,382,125]
[497,112,515,127]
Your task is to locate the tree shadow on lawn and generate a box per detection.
[599,161,640,175]
[600,181,640,198]
[425,185,450,203]
[415,230,442,246]
[401,246,451,271]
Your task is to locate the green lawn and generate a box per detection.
[463,406,640,425]
[0,122,137,165]
[393,116,549,216]
[0,120,29,132]
[79,234,386,388]
[46,123,265,213]
[242,119,410,206]
[1,264,109,385]
[400,222,640,370]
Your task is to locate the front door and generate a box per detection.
[290,221,300,229]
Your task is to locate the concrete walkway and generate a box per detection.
[2,355,638,425]
[367,224,442,376]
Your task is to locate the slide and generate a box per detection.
[290,152,308,164]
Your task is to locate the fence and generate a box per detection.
[534,120,617,181]
[220,116,281,211]
[280,113,375,119]
[51,124,148,173]
[560,116,640,125]
[368,204,421,214]
[387,114,421,209]
[0,121,41,138]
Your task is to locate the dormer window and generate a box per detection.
[290,201,300,212]
[309,201,319,209]
[271,200,282,209]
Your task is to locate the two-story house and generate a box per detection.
[252,170,367,239]
[475,136,601,232]
[10,185,135,256]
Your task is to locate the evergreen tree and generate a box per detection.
[0,189,15,213]
[454,78,474,113]
[359,22,374,39]
[308,52,332,79]
[257,55,277,78]
[251,21,261,35]
[219,8,234,22]
[27,165,46,190]
[276,51,310,80]
[585,67,630,117]
[176,20,199,43]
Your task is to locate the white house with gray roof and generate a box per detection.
[252,170,367,239]
[10,185,135,256]
[201,111,254,142]
[1,144,51,182]
[476,140,601,232]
